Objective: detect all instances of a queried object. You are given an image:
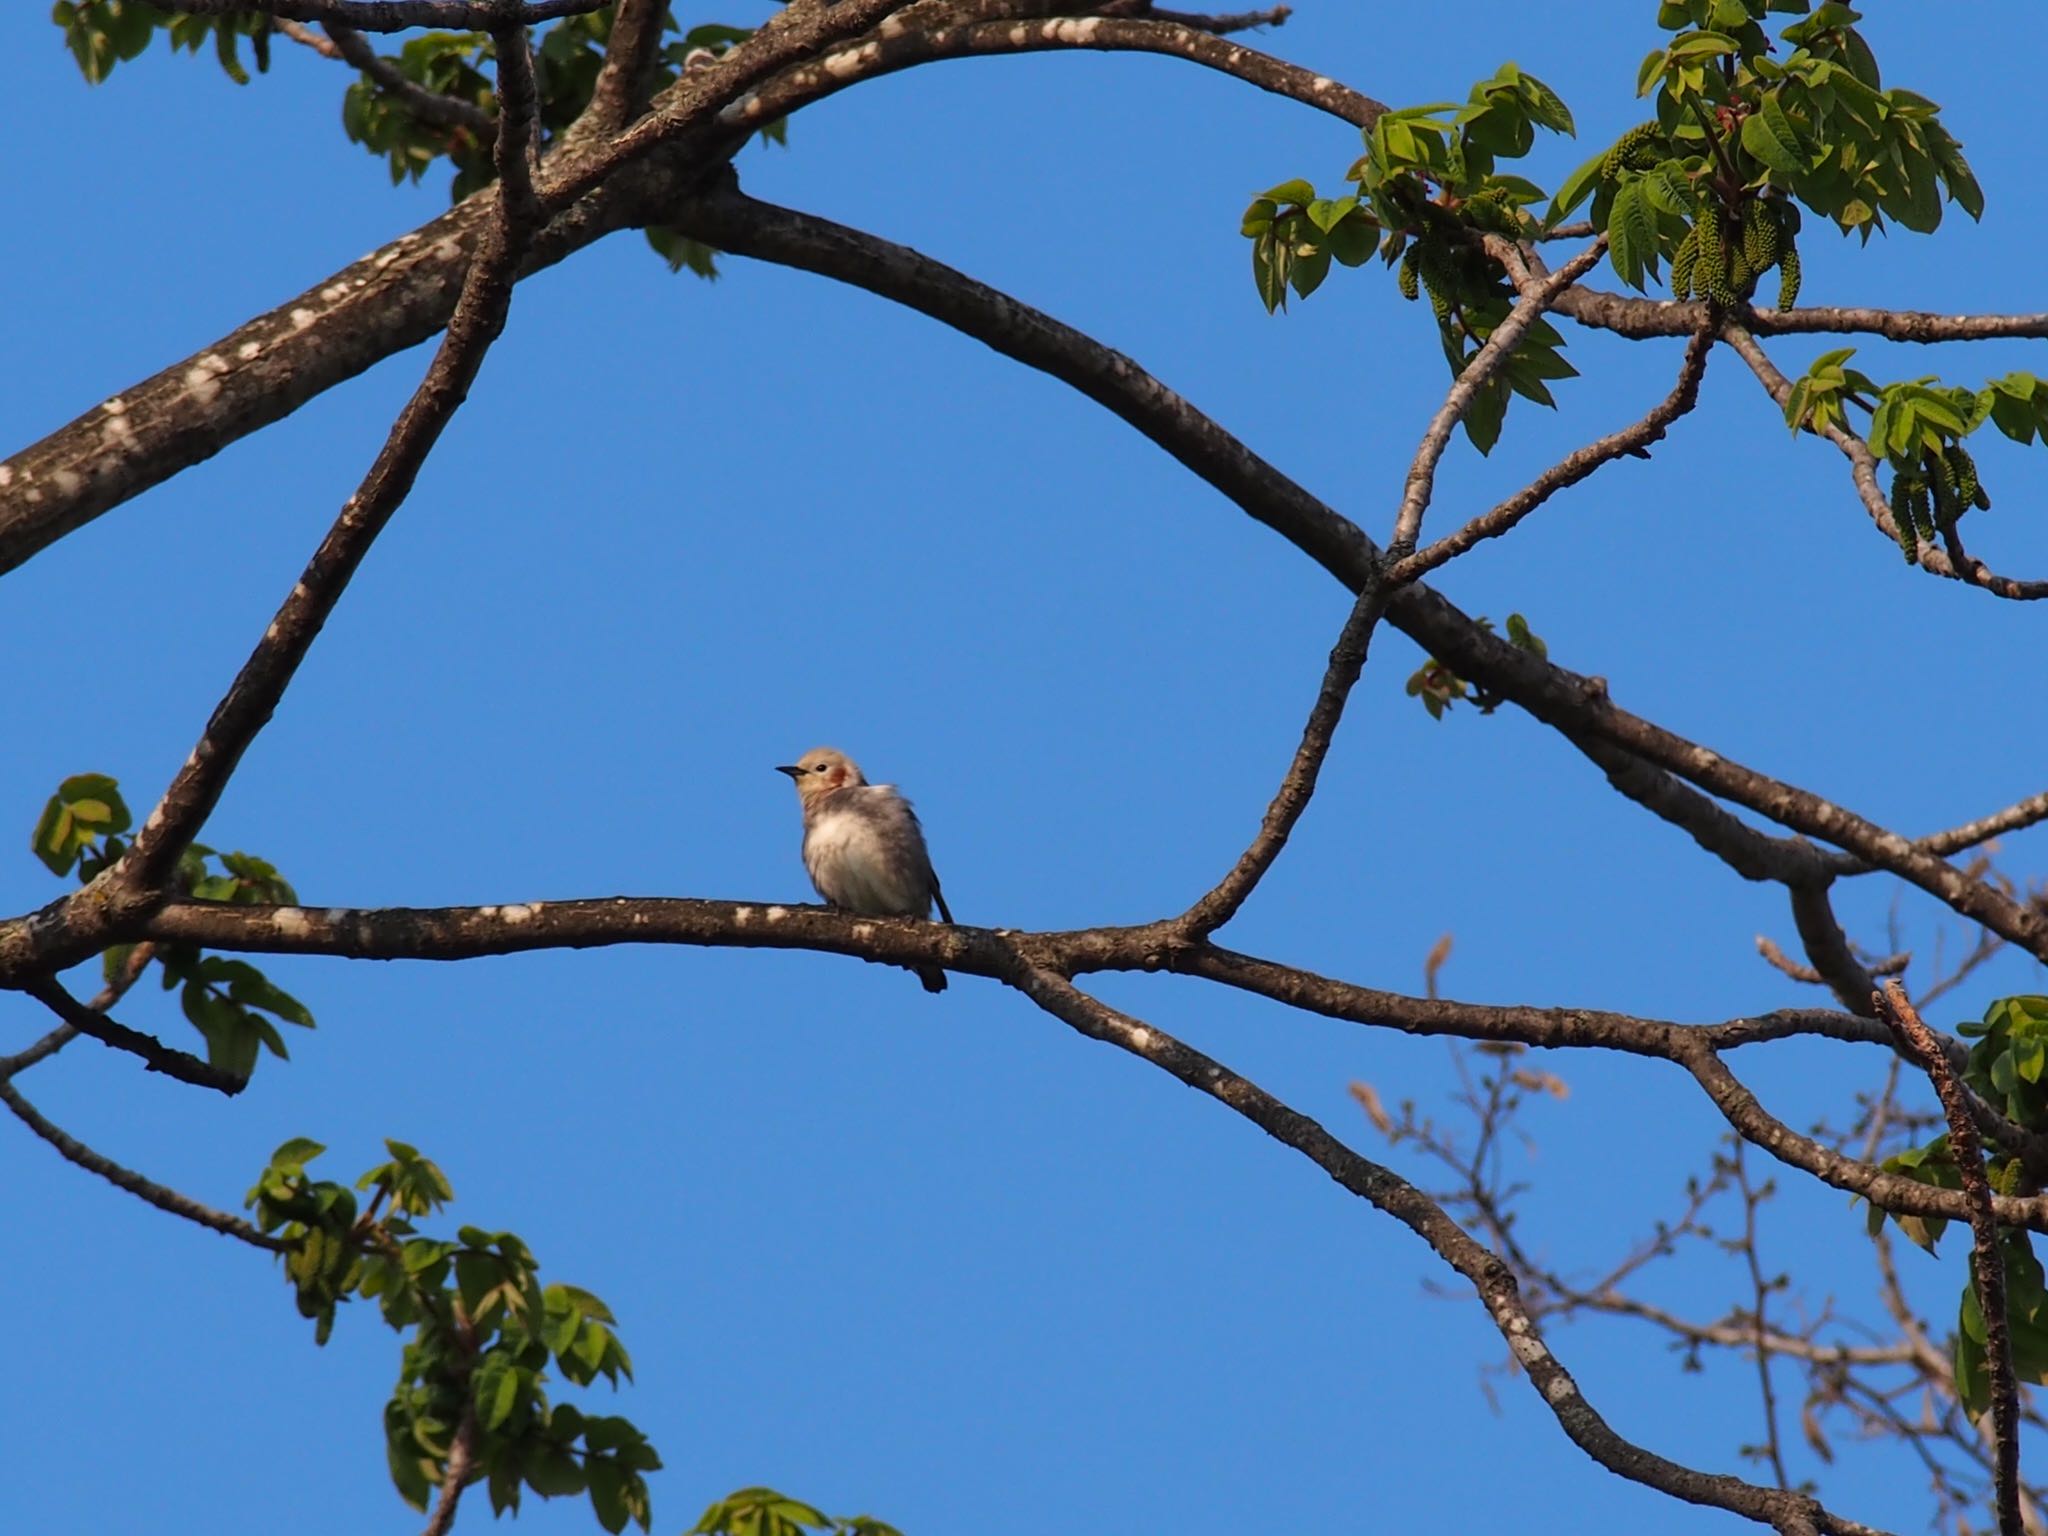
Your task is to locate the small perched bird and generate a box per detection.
[776,747,954,993]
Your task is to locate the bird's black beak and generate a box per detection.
[774,764,804,779]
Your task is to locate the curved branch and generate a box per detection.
[1721,325,2048,601]
[1002,962,1871,1536]
[24,975,244,1096]
[1180,573,1390,936]
[321,22,497,134]
[1386,237,1609,557]
[1390,323,1711,583]
[0,1077,282,1248]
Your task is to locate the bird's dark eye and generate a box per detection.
[813,764,830,774]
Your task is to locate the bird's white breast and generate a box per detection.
[803,802,922,915]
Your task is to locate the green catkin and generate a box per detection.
[1696,213,1734,305]
[1926,451,1961,538]
[1728,245,1757,301]
[1417,244,1454,323]
[1909,481,1934,541]
[1602,123,1660,181]
[1669,225,1700,300]
[1891,473,1920,560]
[1742,205,1782,273]
[1775,241,1801,310]
[1945,443,1981,510]
[1398,246,1421,302]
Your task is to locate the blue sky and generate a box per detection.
[5,4,2048,1532]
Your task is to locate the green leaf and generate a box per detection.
[1606,178,1658,291]
[1259,178,1315,206]
[1741,95,1805,176]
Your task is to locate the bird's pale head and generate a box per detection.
[775,746,866,805]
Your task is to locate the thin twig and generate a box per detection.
[1180,570,1390,936]
[1391,321,1711,582]
[24,975,244,1096]
[319,22,497,134]
[0,941,155,1080]
[1386,236,1609,559]
[1002,960,1870,1536]
[0,1077,282,1248]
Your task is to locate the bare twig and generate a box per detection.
[23,975,244,1096]
[1392,321,1712,582]
[1002,962,1869,1536]
[0,1077,281,1248]
[1180,571,1390,935]
[0,941,155,1080]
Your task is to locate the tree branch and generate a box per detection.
[0,1076,282,1248]
[581,0,667,132]
[23,975,245,1096]
[321,21,498,133]
[1001,961,1871,1536]
[1720,325,2048,601]
[116,12,552,894]
[150,0,606,30]
[1179,572,1390,936]
[1386,236,1608,558]
[1389,322,1711,583]
[421,1403,479,1536]
[1876,980,2023,1536]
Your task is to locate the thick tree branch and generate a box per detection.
[582,0,667,132]
[152,0,605,30]
[1876,980,2023,1536]
[1180,573,1390,936]
[116,893,2048,1236]
[1390,323,1711,583]
[0,1077,281,1248]
[1386,237,1608,558]
[1003,962,1871,1536]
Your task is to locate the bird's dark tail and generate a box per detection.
[915,964,948,994]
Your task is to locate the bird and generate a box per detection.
[775,747,954,993]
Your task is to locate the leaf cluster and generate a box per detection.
[690,1487,903,1536]
[1405,613,1548,719]
[31,773,313,1082]
[51,1,269,89]
[1243,61,1580,452]
[1783,353,2047,561]
[247,1138,661,1531]
[1551,1,1979,306]
[1867,996,2048,1416]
